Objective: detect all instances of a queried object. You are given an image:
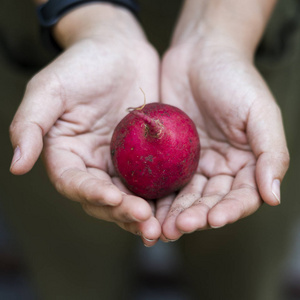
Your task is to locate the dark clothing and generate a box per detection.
[0,0,300,299]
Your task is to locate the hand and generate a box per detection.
[158,4,289,241]
[9,4,161,246]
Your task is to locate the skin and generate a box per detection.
[10,3,162,246]
[9,0,289,246]
[158,0,290,241]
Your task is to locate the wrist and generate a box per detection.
[171,0,277,56]
[52,2,145,49]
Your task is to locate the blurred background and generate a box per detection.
[0,0,300,299]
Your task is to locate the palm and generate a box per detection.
[43,41,144,180]
[158,44,265,240]
[37,38,162,238]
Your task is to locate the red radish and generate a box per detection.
[110,98,200,200]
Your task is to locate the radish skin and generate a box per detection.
[110,103,200,200]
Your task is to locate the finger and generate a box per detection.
[161,174,207,241]
[111,176,140,196]
[119,216,162,247]
[248,92,289,206]
[112,178,159,220]
[175,175,233,234]
[9,74,64,175]
[59,168,124,206]
[208,165,262,228]
[155,194,175,226]
[43,146,123,206]
[82,194,152,224]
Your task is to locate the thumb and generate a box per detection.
[248,97,290,206]
[9,76,64,175]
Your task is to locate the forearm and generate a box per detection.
[172,0,277,55]
[55,4,145,48]
[32,1,145,49]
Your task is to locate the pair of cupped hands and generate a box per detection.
[9,3,289,247]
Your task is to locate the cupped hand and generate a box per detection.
[9,4,161,246]
[158,38,289,241]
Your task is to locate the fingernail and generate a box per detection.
[210,225,224,229]
[10,146,21,170]
[165,238,177,242]
[272,179,281,204]
[132,216,144,222]
[143,236,155,242]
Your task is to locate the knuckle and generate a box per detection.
[282,150,290,168]
[120,211,133,223]
[25,73,48,94]
[26,75,38,91]
[77,177,93,201]
[54,169,69,195]
[82,203,94,218]
[26,71,66,106]
[54,178,65,197]
[275,149,290,174]
[121,222,134,233]
[9,121,17,138]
